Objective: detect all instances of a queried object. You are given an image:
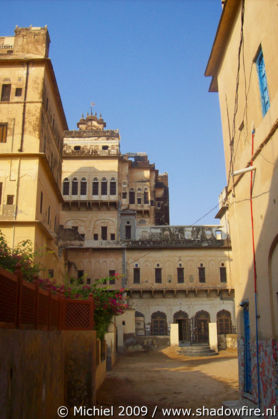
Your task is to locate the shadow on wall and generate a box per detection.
[237,157,278,409]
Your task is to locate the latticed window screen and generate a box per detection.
[92,179,99,195]
[155,268,162,283]
[80,178,87,195]
[134,268,140,284]
[177,267,184,283]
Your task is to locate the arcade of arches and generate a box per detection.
[135,309,233,343]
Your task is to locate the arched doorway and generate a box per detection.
[217,310,232,334]
[151,311,167,336]
[135,311,145,336]
[195,310,210,343]
[173,310,189,342]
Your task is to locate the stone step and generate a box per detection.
[178,344,218,357]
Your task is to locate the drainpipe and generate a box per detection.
[18,61,29,152]
[250,127,261,408]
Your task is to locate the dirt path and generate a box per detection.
[96,347,239,418]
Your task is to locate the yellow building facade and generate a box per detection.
[0,26,67,281]
[206,0,278,409]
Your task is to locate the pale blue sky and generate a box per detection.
[2,0,225,225]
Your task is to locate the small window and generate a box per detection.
[48,269,54,278]
[78,270,84,284]
[101,178,107,195]
[155,268,162,284]
[72,177,78,195]
[7,195,14,205]
[0,123,8,143]
[134,268,140,284]
[87,278,91,285]
[47,206,51,225]
[40,191,43,214]
[109,270,115,285]
[129,189,135,204]
[1,84,11,101]
[137,198,142,204]
[198,266,206,283]
[63,178,69,195]
[74,145,81,151]
[15,88,22,97]
[110,178,116,195]
[92,178,99,196]
[94,233,98,240]
[144,191,149,204]
[177,267,184,283]
[80,234,85,240]
[111,233,115,240]
[80,177,87,195]
[101,226,107,240]
[125,225,131,240]
[256,47,270,116]
[122,192,127,199]
[102,145,109,150]
[0,182,2,205]
[220,266,227,283]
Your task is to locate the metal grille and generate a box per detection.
[0,271,17,324]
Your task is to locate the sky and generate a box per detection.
[2,0,226,226]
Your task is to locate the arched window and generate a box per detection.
[80,177,87,195]
[137,188,142,204]
[92,177,98,196]
[195,310,210,343]
[151,311,168,336]
[110,177,116,195]
[63,178,69,195]
[144,188,149,204]
[101,177,107,195]
[72,177,78,195]
[129,188,135,204]
[217,310,232,334]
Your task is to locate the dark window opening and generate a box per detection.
[0,182,2,205]
[177,267,184,283]
[129,190,135,204]
[125,225,131,240]
[155,268,162,284]
[144,191,149,204]
[220,266,227,283]
[80,178,87,195]
[1,84,11,101]
[110,181,116,195]
[80,234,85,240]
[74,146,81,151]
[15,88,22,97]
[134,268,140,284]
[87,278,91,285]
[102,145,109,150]
[92,181,99,195]
[109,270,116,285]
[72,178,78,195]
[101,226,107,240]
[7,195,14,205]
[63,179,69,195]
[78,270,84,284]
[40,192,43,214]
[198,266,206,283]
[47,206,51,225]
[122,192,127,199]
[48,269,54,278]
[0,123,8,143]
[93,234,98,240]
[111,233,115,240]
[101,179,107,195]
[137,198,142,204]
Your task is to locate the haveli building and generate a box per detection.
[0,27,235,346]
[206,0,278,410]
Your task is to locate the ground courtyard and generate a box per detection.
[94,347,239,418]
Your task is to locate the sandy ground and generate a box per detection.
[95,347,239,418]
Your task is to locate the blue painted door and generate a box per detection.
[243,307,252,393]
